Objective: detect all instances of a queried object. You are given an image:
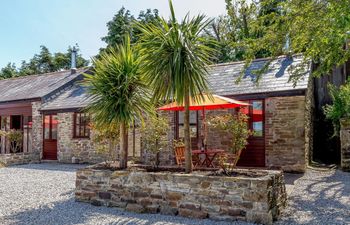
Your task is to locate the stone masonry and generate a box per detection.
[76,167,287,225]
[143,95,309,172]
[57,112,110,164]
[340,119,350,171]
[32,101,43,157]
[265,96,307,172]
[0,152,40,166]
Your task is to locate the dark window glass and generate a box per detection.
[74,113,90,138]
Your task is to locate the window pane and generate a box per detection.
[51,115,58,140]
[178,111,197,124]
[44,116,50,139]
[252,101,263,137]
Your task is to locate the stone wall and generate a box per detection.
[57,112,110,164]
[0,152,40,166]
[32,101,43,156]
[265,96,307,172]
[340,119,350,171]
[76,167,287,225]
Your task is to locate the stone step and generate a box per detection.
[41,160,58,163]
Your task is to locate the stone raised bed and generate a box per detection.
[75,166,287,225]
[0,152,40,166]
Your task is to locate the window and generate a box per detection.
[177,111,198,139]
[73,113,90,138]
[239,100,264,137]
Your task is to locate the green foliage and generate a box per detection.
[0,63,17,79]
[324,80,350,136]
[141,114,169,167]
[84,36,153,129]
[101,7,159,49]
[85,36,154,168]
[208,112,252,174]
[0,45,89,79]
[208,112,252,154]
[203,16,237,63]
[136,0,216,173]
[0,129,23,153]
[136,3,216,105]
[235,0,350,80]
[91,122,120,165]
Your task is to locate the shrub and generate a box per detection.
[208,112,252,173]
[6,130,23,153]
[90,123,120,167]
[141,115,169,168]
[324,80,350,136]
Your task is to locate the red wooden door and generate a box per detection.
[237,100,265,167]
[43,115,58,160]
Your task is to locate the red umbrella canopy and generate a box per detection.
[158,94,249,111]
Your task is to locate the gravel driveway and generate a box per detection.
[0,163,349,225]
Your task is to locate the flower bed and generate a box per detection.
[75,166,286,225]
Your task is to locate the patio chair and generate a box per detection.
[174,146,195,167]
[219,149,243,168]
[174,146,185,165]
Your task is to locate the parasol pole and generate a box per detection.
[201,106,206,151]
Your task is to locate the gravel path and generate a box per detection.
[0,163,349,225]
[276,169,350,225]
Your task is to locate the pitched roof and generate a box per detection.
[207,55,310,96]
[41,84,93,111]
[41,55,310,111]
[0,68,88,103]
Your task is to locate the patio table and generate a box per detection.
[192,149,225,168]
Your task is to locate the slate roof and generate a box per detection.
[0,68,88,103]
[207,55,310,96]
[40,55,310,111]
[41,84,93,111]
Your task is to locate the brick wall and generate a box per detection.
[265,96,307,172]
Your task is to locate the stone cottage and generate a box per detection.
[0,54,312,172]
[153,55,313,173]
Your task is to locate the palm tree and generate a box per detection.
[84,36,153,169]
[137,0,216,173]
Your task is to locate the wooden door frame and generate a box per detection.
[42,114,58,160]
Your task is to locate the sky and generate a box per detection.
[0,0,227,68]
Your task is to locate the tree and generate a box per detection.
[234,0,350,81]
[137,0,216,173]
[101,7,159,49]
[0,63,18,79]
[1,45,89,78]
[324,80,350,136]
[102,7,134,47]
[203,15,236,63]
[84,36,153,169]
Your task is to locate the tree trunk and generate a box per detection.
[184,92,193,173]
[119,122,128,169]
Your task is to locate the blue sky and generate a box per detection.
[0,0,226,68]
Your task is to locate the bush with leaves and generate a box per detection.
[141,115,169,168]
[5,130,23,153]
[208,112,252,173]
[90,123,120,167]
[324,80,350,136]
